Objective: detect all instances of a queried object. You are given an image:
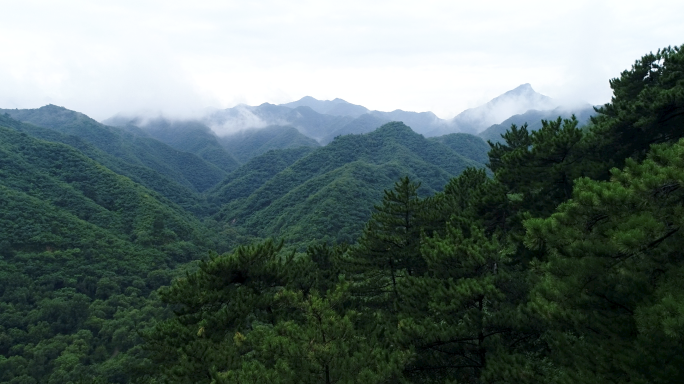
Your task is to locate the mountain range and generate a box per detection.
[0,106,490,244]
[194,83,585,143]
[0,83,598,247]
[210,122,484,246]
[101,84,595,159]
[0,86,596,383]
[2,44,680,384]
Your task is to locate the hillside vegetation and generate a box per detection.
[0,113,209,214]
[142,44,684,384]
[2,106,227,193]
[0,44,683,384]
[429,132,491,164]
[0,126,213,382]
[212,122,484,245]
[218,125,320,163]
[104,117,240,173]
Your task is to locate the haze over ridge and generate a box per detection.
[192,83,569,139]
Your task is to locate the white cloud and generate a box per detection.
[1,0,683,120]
[208,105,269,136]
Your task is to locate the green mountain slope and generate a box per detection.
[104,116,240,173]
[429,132,491,164]
[320,113,390,144]
[209,146,317,206]
[1,106,227,192]
[218,125,320,163]
[213,122,482,245]
[0,126,206,252]
[0,126,213,383]
[0,113,209,214]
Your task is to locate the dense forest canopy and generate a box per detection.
[0,44,683,383]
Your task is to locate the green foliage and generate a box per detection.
[3,43,684,384]
[0,113,209,214]
[0,126,212,383]
[524,139,684,383]
[141,240,287,383]
[427,167,517,238]
[488,116,591,217]
[1,106,227,193]
[0,126,204,247]
[430,133,491,164]
[345,176,426,311]
[112,118,241,173]
[213,122,484,247]
[590,44,684,170]
[213,285,407,384]
[399,224,533,383]
[141,240,406,383]
[208,146,316,206]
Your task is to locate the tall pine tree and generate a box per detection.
[525,139,684,383]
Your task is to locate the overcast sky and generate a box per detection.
[1,0,683,121]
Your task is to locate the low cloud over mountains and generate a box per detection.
[194,83,576,141]
[102,84,595,151]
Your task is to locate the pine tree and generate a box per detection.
[427,167,517,238]
[140,239,403,384]
[140,240,291,383]
[212,282,409,384]
[344,176,426,312]
[398,222,540,383]
[590,44,684,171]
[488,116,590,219]
[524,138,684,383]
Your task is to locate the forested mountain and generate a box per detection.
[103,116,240,173]
[211,122,484,246]
[478,103,597,143]
[0,113,208,214]
[208,146,318,205]
[140,44,684,384]
[1,106,227,193]
[0,126,215,383]
[2,44,684,384]
[218,125,320,163]
[429,132,491,164]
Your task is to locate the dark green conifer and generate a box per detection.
[141,240,290,383]
[525,138,684,383]
[590,44,684,171]
[212,282,408,384]
[344,176,426,311]
[489,116,588,218]
[399,222,539,383]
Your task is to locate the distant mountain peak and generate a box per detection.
[491,84,548,103]
[448,84,558,134]
[512,83,533,92]
[372,121,415,136]
[280,97,369,118]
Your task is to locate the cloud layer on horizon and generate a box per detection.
[1,0,683,121]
